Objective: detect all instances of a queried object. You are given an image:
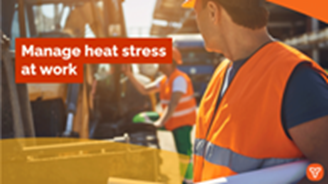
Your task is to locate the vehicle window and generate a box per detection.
[10,7,31,50]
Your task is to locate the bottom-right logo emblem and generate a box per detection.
[307,163,324,182]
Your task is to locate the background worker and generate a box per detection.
[122,47,197,183]
[182,0,328,183]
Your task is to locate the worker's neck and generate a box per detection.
[221,27,273,62]
[164,68,176,77]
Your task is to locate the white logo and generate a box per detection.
[309,167,322,179]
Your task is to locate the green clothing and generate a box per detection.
[133,111,194,181]
[133,111,160,123]
[170,126,193,182]
[171,126,193,156]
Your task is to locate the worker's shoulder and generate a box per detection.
[175,69,191,80]
[269,43,327,79]
[269,42,312,63]
[283,62,328,131]
[286,62,328,89]
[172,76,187,85]
[286,61,328,91]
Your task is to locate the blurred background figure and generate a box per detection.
[123,47,196,184]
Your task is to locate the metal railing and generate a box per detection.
[285,28,328,48]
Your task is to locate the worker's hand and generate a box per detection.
[122,64,132,76]
[153,120,164,128]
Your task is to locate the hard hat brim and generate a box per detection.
[181,0,195,8]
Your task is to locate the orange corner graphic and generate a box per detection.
[268,0,328,23]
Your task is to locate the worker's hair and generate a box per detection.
[202,0,269,30]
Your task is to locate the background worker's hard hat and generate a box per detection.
[182,0,196,8]
[172,47,183,65]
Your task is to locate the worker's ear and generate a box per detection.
[207,1,221,25]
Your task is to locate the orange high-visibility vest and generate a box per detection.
[194,42,328,182]
[160,69,197,130]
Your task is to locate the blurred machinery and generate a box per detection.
[1,0,160,144]
[1,0,166,182]
[2,0,120,139]
[150,1,328,69]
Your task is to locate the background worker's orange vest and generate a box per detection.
[159,69,197,130]
[194,42,328,182]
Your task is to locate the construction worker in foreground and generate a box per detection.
[182,0,328,183]
[122,47,196,184]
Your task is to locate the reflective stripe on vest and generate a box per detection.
[194,139,206,156]
[172,106,197,117]
[160,94,195,105]
[194,139,301,173]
